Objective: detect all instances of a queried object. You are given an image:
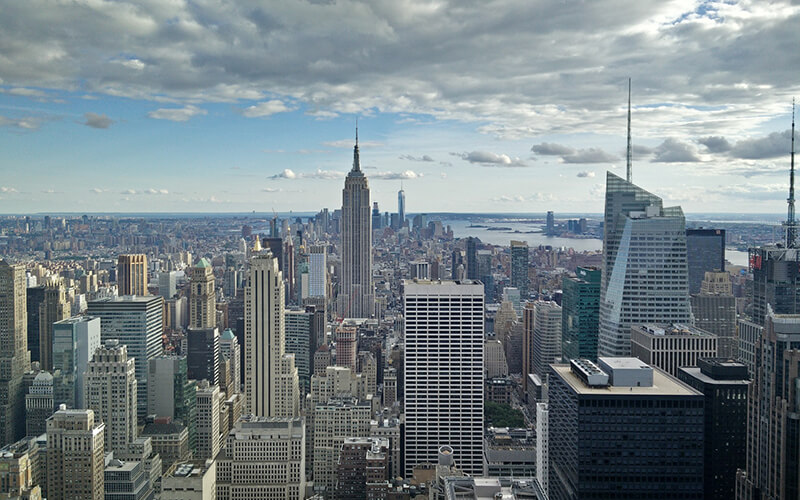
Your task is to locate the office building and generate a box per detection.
[189,259,215,329]
[598,172,691,357]
[561,266,601,362]
[630,323,718,377]
[25,371,54,437]
[736,308,800,498]
[409,260,430,280]
[686,228,726,294]
[285,308,314,395]
[339,133,374,319]
[103,458,155,500]
[398,187,406,228]
[186,327,220,385]
[158,271,177,299]
[691,271,737,357]
[749,245,800,325]
[46,407,105,500]
[531,300,562,379]
[52,316,101,409]
[483,427,536,478]
[215,416,306,500]
[141,419,191,472]
[308,245,327,299]
[87,295,164,418]
[484,339,508,378]
[161,460,216,500]
[84,339,137,454]
[26,286,45,366]
[466,237,478,280]
[336,437,390,500]
[510,240,529,297]
[0,260,31,445]
[403,279,484,476]
[334,324,357,370]
[677,359,749,500]
[195,381,221,461]
[312,396,372,495]
[38,279,69,371]
[147,356,197,453]
[244,251,300,418]
[546,211,555,235]
[536,402,549,498]
[0,436,43,499]
[117,254,148,296]
[219,328,241,396]
[549,358,704,499]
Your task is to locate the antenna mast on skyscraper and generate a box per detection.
[626,78,632,183]
[787,99,797,248]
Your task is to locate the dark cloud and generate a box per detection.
[83,112,113,129]
[531,142,574,155]
[652,138,701,163]
[730,129,793,159]
[697,136,731,153]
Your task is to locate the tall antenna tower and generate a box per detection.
[626,78,632,183]
[787,99,797,248]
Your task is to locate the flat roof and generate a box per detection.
[552,364,702,396]
[678,367,750,386]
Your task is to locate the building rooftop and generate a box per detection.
[552,363,701,396]
[142,422,186,436]
[633,323,716,338]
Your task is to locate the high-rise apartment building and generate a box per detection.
[84,339,137,454]
[561,266,601,362]
[403,279,484,476]
[38,278,69,371]
[46,407,105,500]
[336,437,390,500]
[686,228,726,294]
[244,251,300,418]
[549,358,704,499]
[510,240,529,298]
[215,416,306,500]
[630,323,718,377]
[736,308,800,499]
[52,316,101,409]
[87,295,164,418]
[598,172,691,357]
[0,260,31,446]
[677,359,749,500]
[339,133,374,319]
[117,254,148,296]
[189,258,215,329]
[531,300,562,379]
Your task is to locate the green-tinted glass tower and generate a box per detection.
[561,266,601,362]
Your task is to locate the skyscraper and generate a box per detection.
[147,356,197,453]
[403,279,484,476]
[692,271,737,358]
[307,245,327,299]
[87,295,164,418]
[686,228,726,294]
[339,131,374,318]
[598,172,691,356]
[398,185,406,228]
[52,316,101,408]
[736,307,800,499]
[561,266,601,362]
[466,237,478,280]
[189,258,215,329]
[549,358,704,499]
[38,278,69,371]
[244,251,300,418]
[46,407,105,500]
[510,240,529,298]
[117,254,148,296]
[0,260,30,446]
[84,339,137,454]
[531,301,562,378]
[546,211,555,235]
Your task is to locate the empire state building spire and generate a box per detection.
[787,99,797,248]
[353,122,361,172]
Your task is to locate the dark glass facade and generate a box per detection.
[686,229,725,294]
[548,365,704,500]
[561,267,600,362]
[749,246,800,325]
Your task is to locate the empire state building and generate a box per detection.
[339,131,374,318]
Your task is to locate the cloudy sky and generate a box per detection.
[0,0,798,214]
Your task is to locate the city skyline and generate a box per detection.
[0,1,799,214]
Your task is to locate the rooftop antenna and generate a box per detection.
[352,118,361,172]
[787,99,797,248]
[626,78,632,183]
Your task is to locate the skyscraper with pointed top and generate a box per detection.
[626,78,632,183]
[398,183,406,228]
[339,128,374,318]
[785,99,796,248]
